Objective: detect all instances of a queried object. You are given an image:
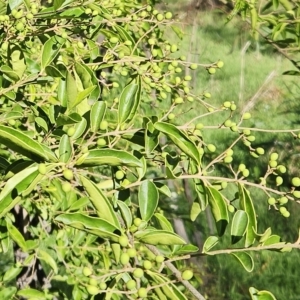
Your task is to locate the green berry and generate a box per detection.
[204,92,211,98]
[276,176,283,186]
[242,112,251,120]
[279,206,287,214]
[155,255,164,263]
[38,164,47,175]
[86,285,99,295]
[143,260,152,270]
[182,270,193,281]
[115,170,125,180]
[156,13,164,21]
[292,177,300,187]
[223,101,231,108]
[100,120,108,130]
[242,169,250,177]
[83,267,93,277]
[268,197,276,205]
[224,120,232,127]
[243,129,251,135]
[138,287,148,298]
[230,103,237,111]
[277,165,286,174]
[63,169,74,181]
[119,235,129,247]
[207,144,216,153]
[278,196,288,205]
[282,211,290,218]
[224,156,233,164]
[238,164,246,172]
[97,138,106,147]
[67,127,75,137]
[1,42,8,51]
[127,248,137,258]
[99,282,107,290]
[89,278,97,286]
[228,205,235,213]
[16,22,24,31]
[126,279,136,290]
[270,153,279,161]
[208,67,216,74]
[165,12,172,19]
[170,44,178,53]
[148,38,155,45]
[256,147,265,155]
[62,182,72,193]
[293,190,300,198]
[109,37,119,44]
[120,253,130,265]
[167,113,175,120]
[189,63,197,70]
[196,123,204,130]
[174,97,183,104]
[247,135,255,142]
[77,41,84,49]
[85,8,92,14]
[217,60,224,68]
[133,268,144,278]
[134,218,142,227]
[269,160,277,168]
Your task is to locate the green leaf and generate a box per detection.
[9,0,23,10]
[145,120,159,154]
[203,236,219,253]
[231,210,249,244]
[76,149,143,168]
[41,36,66,69]
[0,65,19,82]
[90,101,107,133]
[59,134,72,163]
[37,249,58,274]
[231,252,254,272]
[153,213,173,232]
[117,201,132,229]
[0,125,48,161]
[148,271,188,300]
[207,187,229,236]
[137,230,186,245]
[261,235,281,246]
[80,176,121,230]
[0,287,17,299]
[249,287,277,300]
[8,44,26,78]
[3,266,22,282]
[55,213,120,241]
[172,244,199,256]
[154,122,201,165]
[0,166,40,218]
[17,289,46,300]
[71,85,96,109]
[70,117,87,140]
[66,71,78,109]
[190,201,201,221]
[118,81,140,124]
[238,184,257,247]
[7,222,27,251]
[138,180,159,222]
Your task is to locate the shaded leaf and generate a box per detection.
[90,101,107,133]
[41,36,65,69]
[203,236,219,253]
[137,230,186,245]
[231,210,249,244]
[59,134,72,163]
[231,252,254,272]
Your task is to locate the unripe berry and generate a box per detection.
[224,156,233,164]
[120,253,130,265]
[270,153,279,161]
[115,170,125,180]
[224,120,232,127]
[268,197,276,205]
[279,206,287,214]
[228,205,235,213]
[126,279,136,290]
[99,282,107,290]
[167,113,175,120]
[277,165,286,174]
[83,267,92,277]
[86,285,99,295]
[276,176,283,186]
[292,177,300,187]
[208,67,216,74]
[97,138,106,147]
[63,169,74,181]
[155,255,164,263]
[99,120,108,130]
[170,44,178,53]
[67,127,75,137]
[189,63,197,70]
[207,144,216,153]
[156,13,164,21]
[127,248,137,258]
[182,270,193,281]
[230,104,237,111]
[38,163,47,175]
[133,218,142,227]
[143,260,152,270]
[242,169,250,177]
[109,37,119,44]
[119,235,129,247]
[256,147,265,155]
[242,112,251,120]
[293,190,300,198]
[77,41,84,49]
[138,287,148,298]
[278,197,288,205]
[223,101,231,108]
[204,92,211,98]
[238,164,246,172]
[269,160,277,168]
[165,12,172,19]
[217,60,224,68]
[196,123,204,130]
[133,268,144,278]
[62,182,72,193]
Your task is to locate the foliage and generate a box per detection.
[0,0,299,299]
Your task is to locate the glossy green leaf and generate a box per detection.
[139,180,159,222]
[118,80,140,124]
[76,149,142,168]
[154,213,173,232]
[3,266,22,282]
[190,201,201,221]
[0,156,9,170]
[71,85,96,109]
[207,187,229,236]
[231,210,249,244]
[117,201,132,229]
[0,125,48,161]
[203,236,219,253]
[58,78,68,107]
[68,197,89,212]
[137,230,186,245]
[37,249,58,274]
[59,134,72,163]
[7,222,27,251]
[8,44,26,78]
[0,65,19,82]
[80,176,121,229]
[249,287,277,300]
[262,235,281,246]
[8,0,23,10]
[145,120,159,154]
[90,101,107,133]
[231,252,254,272]
[70,117,87,140]
[56,112,82,127]
[148,271,188,300]
[154,182,171,197]
[55,213,120,241]
[17,288,46,299]
[66,71,78,109]
[35,117,49,133]
[0,287,17,299]
[0,166,39,218]
[238,184,257,247]
[154,122,201,165]
[41,36,65,69]
[173,244,199,256]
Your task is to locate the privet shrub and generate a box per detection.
[0,0,299,299]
